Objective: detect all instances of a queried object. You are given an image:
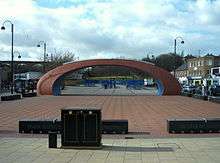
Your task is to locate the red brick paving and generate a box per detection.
[0,95,220,137]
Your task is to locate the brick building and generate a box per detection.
[175,54,220,86]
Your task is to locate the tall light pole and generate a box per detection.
[13,51,21,72]
[37,41,47,73]
[13,51,22,79]
[174,36,184,78]
[1,20,14,94]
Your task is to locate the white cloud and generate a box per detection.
[0,0,220,61]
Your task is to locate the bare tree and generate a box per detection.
[46,49,76,71]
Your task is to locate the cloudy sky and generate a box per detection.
[0,0,220,61]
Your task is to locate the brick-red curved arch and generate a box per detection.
[37,59,181,95]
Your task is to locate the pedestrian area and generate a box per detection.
[61,85,157,96]
[1,95,220,136]
[0,137,220,163]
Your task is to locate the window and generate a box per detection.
[208,59,212,66]
[189,62,192,67]
[201,61,203,66]
[200,71,203,76]
[198,61,200,66]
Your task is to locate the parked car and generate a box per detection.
[209,85,220,96]
[182,85,196,94]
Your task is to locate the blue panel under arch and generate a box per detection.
[51,75,164,96]
[52,76,64,96]
[155,79,164,96]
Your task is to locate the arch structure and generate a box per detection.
[37,59,181,96]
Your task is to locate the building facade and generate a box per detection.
[175,54,220,86]
[175,63,188,85]
[187,55,220,85]
[187,55,219,77]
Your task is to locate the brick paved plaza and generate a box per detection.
[0,95,220,137]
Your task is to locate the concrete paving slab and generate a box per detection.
[0,137,219,163]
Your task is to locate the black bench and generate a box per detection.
[19,119,61,134]
[168,118,220,133]
[19,119,129,134]
[206,118,220,133]
[22,92,37,97]
[167,118,206,133]
[1,94,22,101]
[102,119,128,134]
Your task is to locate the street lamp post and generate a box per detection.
[13,51,22,80]
[37,41,47,73]
[173,36,184,78]
[1,20,14,94]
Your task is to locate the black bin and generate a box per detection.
[61,107,102,147]
[48,132,57,148]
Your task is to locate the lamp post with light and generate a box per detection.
[13,51,21,74]
[37,41,47,73]
[1,20,15,94]
[173,36,184,78]
[14,51,21,59]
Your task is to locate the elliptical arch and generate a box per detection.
[37,59,181,96]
